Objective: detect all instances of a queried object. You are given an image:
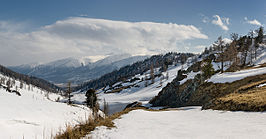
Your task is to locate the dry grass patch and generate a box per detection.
[203,84,266,111]
[55,107,166,139]
[221,86,266,104]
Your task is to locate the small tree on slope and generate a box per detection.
[66,82,73,104]
[202,60,215,79]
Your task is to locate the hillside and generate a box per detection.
[76,52,195,92]
[0,65,61,93]
[70,52,195,114]
[0,73,92,139]
[150,33,266,111]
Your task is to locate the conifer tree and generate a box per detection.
[202,60,215,79]
[255,26,264,59]
[85,89,97,108]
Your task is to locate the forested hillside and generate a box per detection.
[0,65,61,93]
[75,52,195,92]
[150,27,266,111]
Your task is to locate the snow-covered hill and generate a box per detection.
[0,73,92,139]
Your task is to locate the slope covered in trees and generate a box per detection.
[75,52,195,92]
[0,64,61,93]
[150,27,266,111]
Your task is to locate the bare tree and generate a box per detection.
[150,64,155,84]
[144,74,148,87]
[66,82,72,104]
[214,36,225,73]
[103,98,109,115]
[20,81,23,89]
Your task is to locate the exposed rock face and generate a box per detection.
[149,61,203,107]
[150,73,202,107]
[124,101,143,109]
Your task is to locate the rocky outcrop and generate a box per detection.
[149,73,202,107]
[124,101,143,109]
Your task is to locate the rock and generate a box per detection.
[124,101,143,109]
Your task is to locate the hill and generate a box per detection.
[0,72,92,139]
[0,64,61,93]
[150,30,266,111]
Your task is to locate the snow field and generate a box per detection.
[89,106,266,139]
[0,74,92,139]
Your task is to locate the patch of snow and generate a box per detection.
[254,46,266,65]
[258,83,266,88]
[89,106,266,139]
[179,71,200,85]
[208,67,266,83]
[0,74,92,139]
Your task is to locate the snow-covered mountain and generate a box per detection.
[9,54,149,85]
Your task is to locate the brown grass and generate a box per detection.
[190,73,266,107]
[220,86,266,104]
[202,77,266,112]
[55,107,166,139]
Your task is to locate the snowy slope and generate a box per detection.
[72,63,189,114]
[89,106,266,139]
[0,74,92,139]
[255,45,266,65]
[208,66,266,83]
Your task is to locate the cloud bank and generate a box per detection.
[0,17,208,66]
[244,17,262,26]
[211,15,229,31]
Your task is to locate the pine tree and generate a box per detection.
[85,89,97,108]
[202,60,215,79]
[255,26,264,59]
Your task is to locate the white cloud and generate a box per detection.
[244,17,262,26]
[0,17,208,66]
[223,17,230,25]
[195,45,206,49]
[211,15,229,31]
[199,14,210,23]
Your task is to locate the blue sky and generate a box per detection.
[0,0,265,66]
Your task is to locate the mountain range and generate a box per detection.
[9,54,149,86]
